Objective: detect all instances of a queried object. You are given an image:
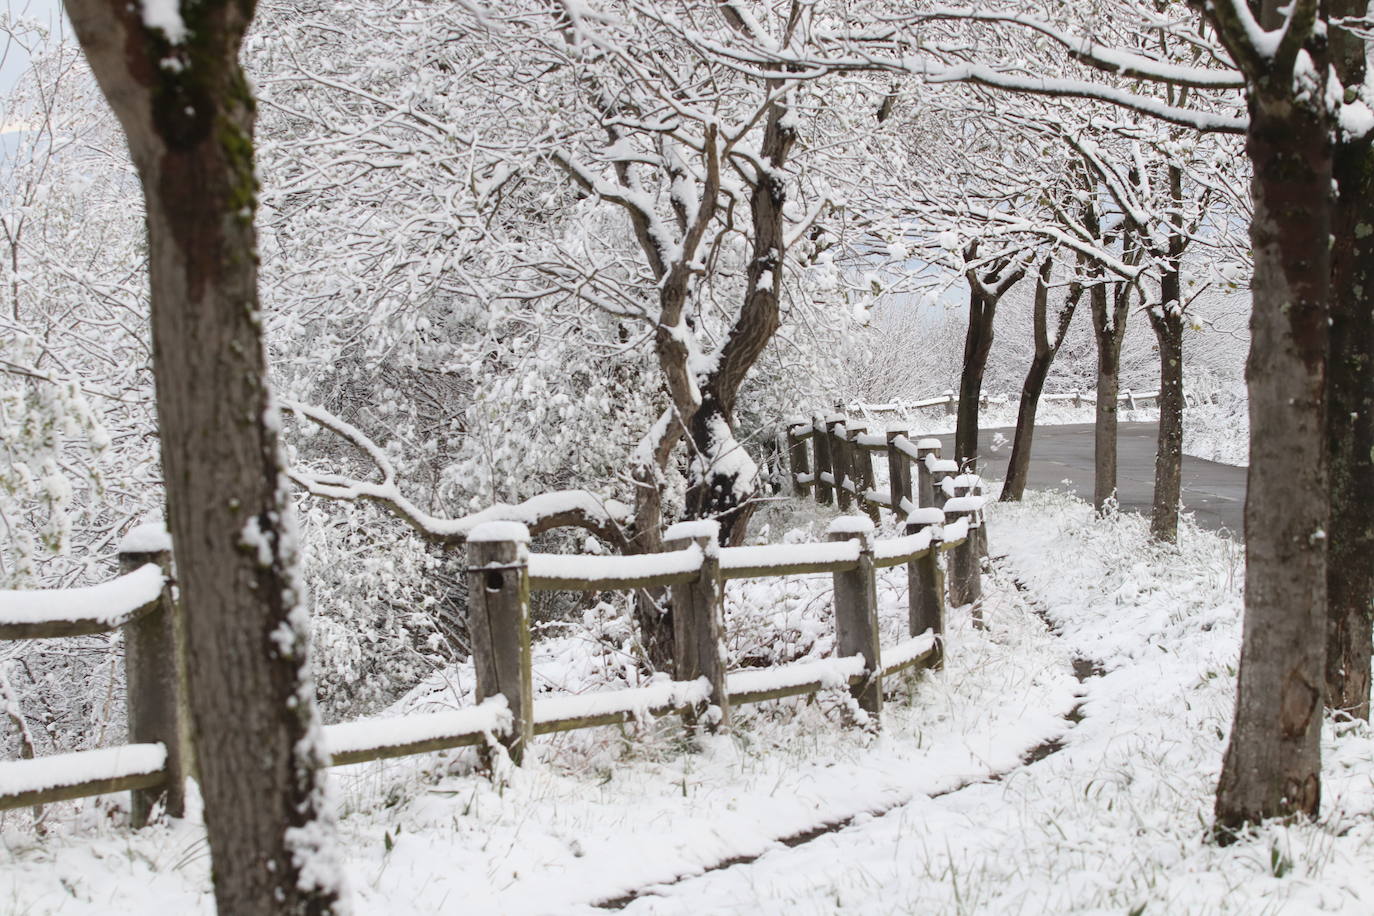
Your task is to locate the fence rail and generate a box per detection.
[846,386,1193,418]
[0,431,981,821]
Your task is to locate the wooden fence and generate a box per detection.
[847,386,1189,419]
[0,438,984,821]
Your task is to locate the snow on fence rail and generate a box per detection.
[0,444,985,821]
[0,563,164,640]
[845,386,1195,418]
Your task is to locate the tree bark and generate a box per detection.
[1144,161,1191,543]
[1003,258,1079,502]
[955,250,1026,468]
[1211,10,1331,832]
[1325,0,1374,721]
[687,55,796,546]
[1148,305,1186,542]
[1090,279,1130,512]
[954,286,993,467]
[64,4,341,912]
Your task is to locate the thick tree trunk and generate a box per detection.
[686,397,759,547]
[1148,305,1186,543]
[1214,89,1330,837]
[65,5,341,912]
[1325,0,1374,721]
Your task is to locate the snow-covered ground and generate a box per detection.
[852,400,1161,439]
[1182,398,1249,468]
[3,492,1369,913]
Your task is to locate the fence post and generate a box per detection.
[885,427,912,520]
[786,421,812,498]
[466,522,533,766]
[972,479,989,561]
[1125,388,1138,411]
[847,423,881,525]
[812,415,834,506]
[827,517,882,723]
[945,501,983,622]
[829,417,854,512]
[904,508,946,670]
[943,389,956,416]
[1072,388,1082,409]
[932,460,955,510]
[915,438,941,508]
[665,520,730,733]
[118,523,190,828]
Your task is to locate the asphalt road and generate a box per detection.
[931,422,1247,535]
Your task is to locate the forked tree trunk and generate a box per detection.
[64,5,341,912]
[1213,59,1331,836]
[688,57,795,547]
[1325,0,1374,721]
[1003,259,1079,502]
[955,250,1027,467]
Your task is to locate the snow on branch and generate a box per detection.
[903,8,1244,90]
[921,63,1246,135]
[280,401,632,550]
[673,26,1246,134]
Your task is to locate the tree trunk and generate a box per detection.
[1148,302,1186,543]
[1003,353,1051,502]
[955,288,993,467]
[65,5,342,912]
[1144,162,1191,544]
[1214,79,1330,837]
[686,396,759,547]
[955,253,1026,468]
[629,464,674,671]
[687,68,795,546]
[1090,280,1129,512]
[1325,0,1374,721]
[1003,258,1077,502]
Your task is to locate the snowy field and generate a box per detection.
[2,492,1369,914]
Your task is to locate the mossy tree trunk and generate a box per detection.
[63,3,342,911]
[1207,0,1331,836]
